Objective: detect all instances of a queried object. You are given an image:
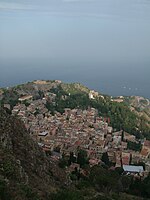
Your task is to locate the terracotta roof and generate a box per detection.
[19,95,33,101]
[74,140,82,146]
[140,147,149,157]
[144,140,150,148]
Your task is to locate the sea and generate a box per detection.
[0,0,150,98]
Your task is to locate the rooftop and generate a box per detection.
[123,165,144,173]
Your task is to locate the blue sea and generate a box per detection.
[0,0,150,98]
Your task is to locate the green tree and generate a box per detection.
[69,152,76,165]
[58,158,68,168]
[101,152,110,166]
[77,150,88,168]
[127,141,142,152]
[0,179,10,200]
[51,190,84,200]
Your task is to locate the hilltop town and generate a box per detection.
[1,80,150,200]
[0,80,150,179]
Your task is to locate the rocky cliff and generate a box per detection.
[0,108,66,200]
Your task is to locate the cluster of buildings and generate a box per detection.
[1,80,149,178]
[8,93,150,177]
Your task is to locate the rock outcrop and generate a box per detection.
[0,108,66,200]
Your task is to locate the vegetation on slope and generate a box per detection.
[0,108,67,200]
[46,84,150,139]
[50,164,150,200]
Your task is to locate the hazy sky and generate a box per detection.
[0,0,150,97]
[1,0,150,61]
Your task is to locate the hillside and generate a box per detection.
[125,96,150,128]
[0,108,67,200]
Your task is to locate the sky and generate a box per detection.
[0,0,150,97]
